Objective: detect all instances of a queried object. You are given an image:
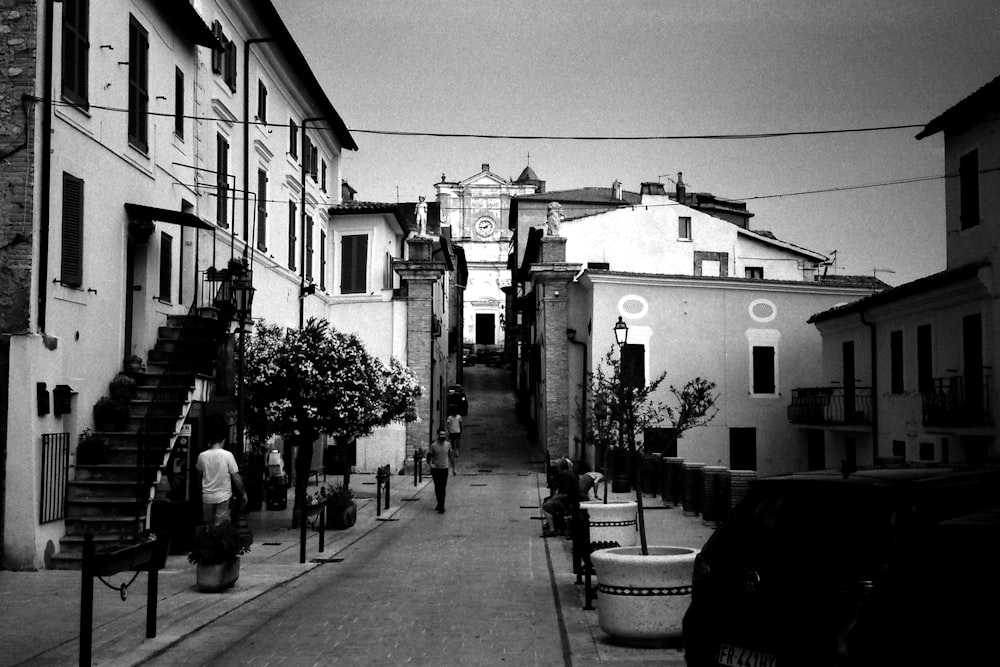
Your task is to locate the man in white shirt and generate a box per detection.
[196,416,247,526]
[446,412,463,475]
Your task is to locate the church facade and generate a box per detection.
[435,163,543,356]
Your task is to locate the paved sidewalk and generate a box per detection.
[0,471,429,667]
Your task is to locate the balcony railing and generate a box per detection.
[922,375,992,427]
[788,386,873,425]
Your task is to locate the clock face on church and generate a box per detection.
[475,218,496,238]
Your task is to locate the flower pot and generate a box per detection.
[327,502,357,530]
[580,500,638,550]
[590,546,699,645]
[196,558,240,592]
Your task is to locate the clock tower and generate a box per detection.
[435,162,544,356]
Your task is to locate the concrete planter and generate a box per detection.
[590,546,699,645]
[580,500,638,549]
[196,558,240,592]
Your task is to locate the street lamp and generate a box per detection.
[232,276,255,490]
[613,315,629,347]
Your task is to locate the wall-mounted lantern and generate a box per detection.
[53,384,75,417]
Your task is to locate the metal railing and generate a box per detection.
[133,268,234,528]
[922,375,993,427]
[787,386,873,425]
[40,432,70,523]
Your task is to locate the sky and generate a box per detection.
[273,0,1000,287]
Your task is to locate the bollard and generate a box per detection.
[80,534,95,666]
[414,448,425,486]
[384,466,391,510]
[318,502,326,552]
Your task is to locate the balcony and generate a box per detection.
[922,375,992,427]
[788,387,873,426]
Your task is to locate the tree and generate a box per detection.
[244,318,420,524]
[583,346,719,554]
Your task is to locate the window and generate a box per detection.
[917,324,933,393]
[158,232,172,301]
[289,119,298,158]
[341,234,368,294]
[321,160,327,192]
[61,173,84,287]
[745,266,764,280]
[257,80,267,124]
[890,330,904,393]
[287,201,297,270]
[305,216,314,280]
[61,0,89,106]
[310,145,319,180]
[959,149,980,230]
[302,135,312,174]
[216,134,229,228]
[211,21,236,91]
[127,16,149,151]
[678,216,691,240]
[319,230,327,291]
[174,67,184,138]
[256,169,267,251]
[751,346,776,394]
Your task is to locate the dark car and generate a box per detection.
[682,466,1000,667]
[446,385,468,416]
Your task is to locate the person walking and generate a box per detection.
[196,414,247,526]
[541,458,581,537]
[426,429,455,513]
[446,412,463,474]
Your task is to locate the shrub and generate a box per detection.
[187,521,250,565]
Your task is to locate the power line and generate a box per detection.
[38,96,928,141]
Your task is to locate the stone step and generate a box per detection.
[64,514,144,537]
[74,463,160,482]
[65,496,145,518]
[67,480,148,502]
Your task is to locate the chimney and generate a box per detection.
[481,163,490,172]
[612,180,622,200]
[676,171,686,202]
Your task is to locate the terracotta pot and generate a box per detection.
[579,500,638,550]
[590,546,698,645]
[196,558,240,592]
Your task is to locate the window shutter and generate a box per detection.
[320,231,327,291]
[287,201,297,270]
[305,215,314,280]
[257,169,267,251]
[61,173,84,287]
[341,235,367,294]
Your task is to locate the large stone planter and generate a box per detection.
[196,558,240,592]
[590,546,699,645]
[580,500,638,549]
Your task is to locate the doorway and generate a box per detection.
[729,427,757,471]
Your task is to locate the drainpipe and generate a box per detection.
[567,328,587,464]
[37,0,56,331]
[243,38,275,245]
[298,117,324,329]
[859,310,879,459]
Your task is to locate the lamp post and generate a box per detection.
[231,275,255,486]
[614,315,648,554]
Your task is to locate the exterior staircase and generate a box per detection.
[50,311,228,569]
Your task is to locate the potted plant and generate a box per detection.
[109,373,137,401]
[325,484,357,530]
[93,396,130,431]
[123,354,146,376]
[187,521,250,592]
[76,429,110,465]
[585,341,719,645]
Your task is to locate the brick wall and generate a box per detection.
[0,2,37,333]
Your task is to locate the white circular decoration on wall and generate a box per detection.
[749,298,777,323]
[618,295,648,319]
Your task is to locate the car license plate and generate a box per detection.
[717,644,777,667]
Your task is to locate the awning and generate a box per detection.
[125,203,214,230]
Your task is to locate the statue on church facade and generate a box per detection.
[416,196,428,237]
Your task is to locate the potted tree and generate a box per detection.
[243,318,420,530]
[585,336,718,645]
[187,521,250,592]
[123,354,146,377]
[325,484,357,530]
[93,396,130,431]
